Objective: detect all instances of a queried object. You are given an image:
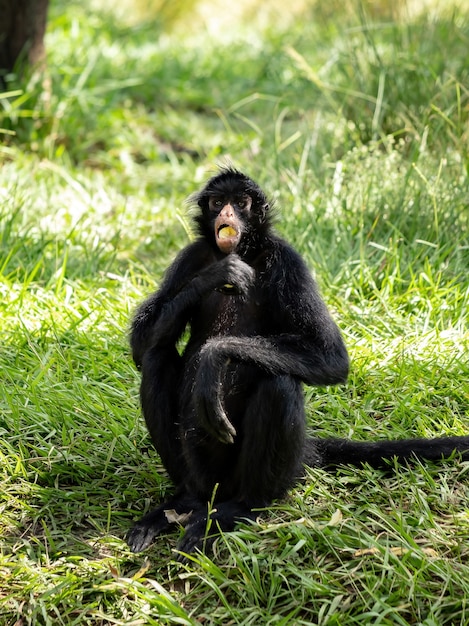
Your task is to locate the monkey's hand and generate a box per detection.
[213,254,255,297]
[193,340,236,444]
[195,384,236,445]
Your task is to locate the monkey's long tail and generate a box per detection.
[304,435,469,469]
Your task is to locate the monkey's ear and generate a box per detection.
[193,192,208,210]
[257,202,270,222]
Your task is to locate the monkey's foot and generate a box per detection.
[126,495,201,553]
[176,502,257,561]
[127,521,162,553]
[126,504,174,552]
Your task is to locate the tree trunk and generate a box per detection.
[0,0,49,76]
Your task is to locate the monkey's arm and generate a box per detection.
[194,244,349,443]
[194,332,348,444]
[131,248,254,367]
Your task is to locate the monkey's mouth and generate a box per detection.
[217,224,238,239]
[215,222,240,253]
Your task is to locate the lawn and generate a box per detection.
[1,0,468,623]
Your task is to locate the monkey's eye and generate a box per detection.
[236,196,252,211]
[209,198,224,211]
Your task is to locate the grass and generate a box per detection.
[1,0,468,623]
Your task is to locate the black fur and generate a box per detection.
[127,168,469,557]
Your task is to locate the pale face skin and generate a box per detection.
[209,195,253,254]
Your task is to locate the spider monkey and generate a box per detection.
[126,167,469,556]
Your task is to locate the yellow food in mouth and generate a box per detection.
[218,226,237,239]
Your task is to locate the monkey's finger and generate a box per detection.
[211,403,237,444]
[195,392,236,443]
[215,422,235,445]
[206,409,236,444]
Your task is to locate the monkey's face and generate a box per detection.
[208,195,252,254]
[193,169,270,254]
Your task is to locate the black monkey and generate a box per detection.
[127,167,469,556]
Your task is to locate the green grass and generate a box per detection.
[1,0,468,623]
